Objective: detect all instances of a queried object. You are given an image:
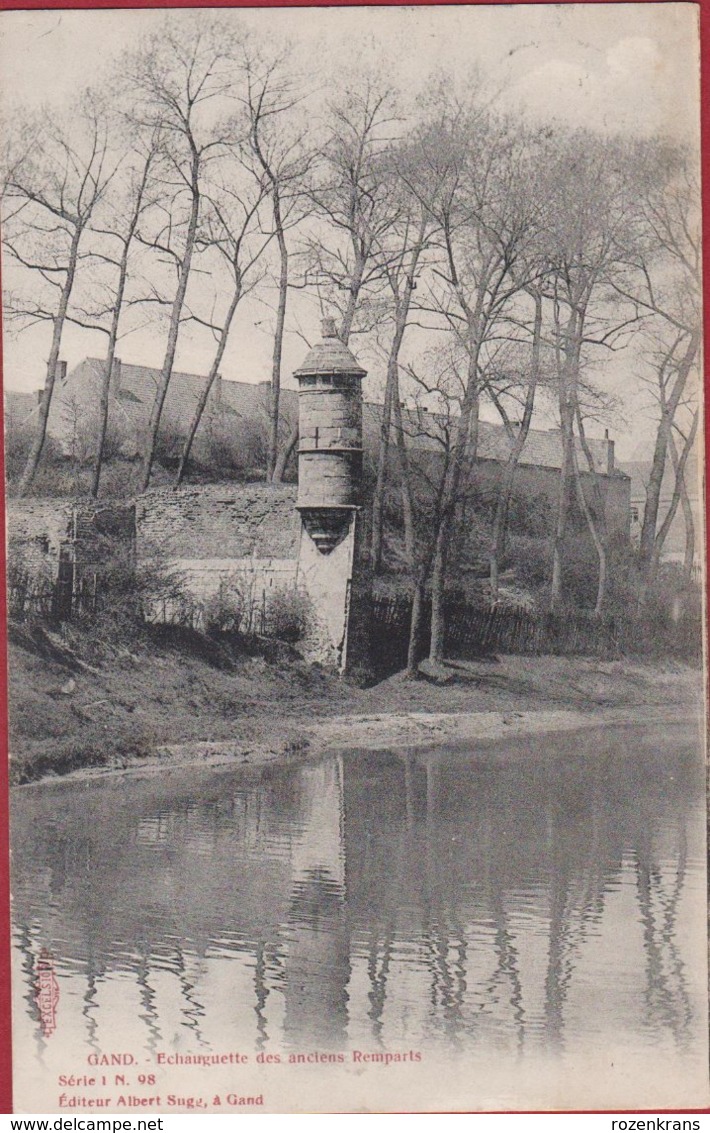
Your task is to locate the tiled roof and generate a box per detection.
[48,357,620,477]
[362,403,617,474]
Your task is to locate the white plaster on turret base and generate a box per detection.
[296,511,360,672]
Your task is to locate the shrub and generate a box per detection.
[267,585,312,643]
[201,573,253,635]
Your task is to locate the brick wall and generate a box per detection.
[6,499,75,576]
[136,484,301,625]
[135,484,300,560]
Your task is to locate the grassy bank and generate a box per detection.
[8,619,704,785]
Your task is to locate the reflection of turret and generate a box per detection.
[284,760,350,1047]
[10,725,705,1059]
[294,320,372,674]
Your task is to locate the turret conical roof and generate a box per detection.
[294,317,367,378]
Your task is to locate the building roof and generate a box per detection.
[71,358,297,433]
[41,356,621,477]
[362,403,619,475]
[618,448,700,504]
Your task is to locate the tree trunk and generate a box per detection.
[429,522,449,664]
[428,361,480,664]
[273,419,299,482]
[638,329,699,577]
[647,409,699,584]
[405,579,426,678]
[392,388,416,569]
[549,307,580,612]
[139,151,200,493]
[175,283,242,486]
[571,437,607,616]
[371,238,423,572]
[671,433,696,586]
[489,291,542,600]
[339,249,365,344]
[92,153,152,498]
[267,192,288,482]
[370,364,396,573]
[18,225,82,496]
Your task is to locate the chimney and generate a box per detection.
[110,357,122,394]
[605,431,615,474]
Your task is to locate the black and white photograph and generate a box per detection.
[1,2,707,1114]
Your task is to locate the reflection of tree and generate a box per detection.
[15,923,45,1057]
[11,731,704,1061]
[366,924,394,1044]
[253,942,269,1051]
[634,826,693,1050]
[421,761,468,1050]
[173,945,208,1048]
[487,883,525,1056]
[136,948,162,1052]
[83,950,105,1053]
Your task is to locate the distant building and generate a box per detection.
[5,355,632,628]
[618,447,702,570]
[8,356,630,538]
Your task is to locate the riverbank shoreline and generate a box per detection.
[28,704,693,789]
[10,621,705,786]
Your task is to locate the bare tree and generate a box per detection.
[270,78,403,485]
[74,139,159,495]
[2,93,118,494]
[400,100,542,660]
[306,77,403,341]
[646,409,699,584]
[174,152,273,485]
[617,151,701,589]
[370,201,431,572]
[239,44,312,482]
[542,130,648,612]
[395,355,478,676]
[487,290,544,599]
[123,13,245,491]
[668,423,698,586]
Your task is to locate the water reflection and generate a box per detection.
[11,724,706,1065]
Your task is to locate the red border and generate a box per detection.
[0,0,707,1119]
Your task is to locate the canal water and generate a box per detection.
[10,722,708,1111]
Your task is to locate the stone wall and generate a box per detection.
[135,484,301,627]
[136,484,299,560]
[6,499,134,577]
[6,498,75,577]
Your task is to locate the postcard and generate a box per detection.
[1,2,707,1114]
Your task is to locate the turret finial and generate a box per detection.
[321,316,338,339]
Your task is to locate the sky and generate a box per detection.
[0,3,701,460]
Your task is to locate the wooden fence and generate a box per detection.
[370,593,700,672]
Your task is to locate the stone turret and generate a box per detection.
[295,317,367,553]
[293,319,371,676]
